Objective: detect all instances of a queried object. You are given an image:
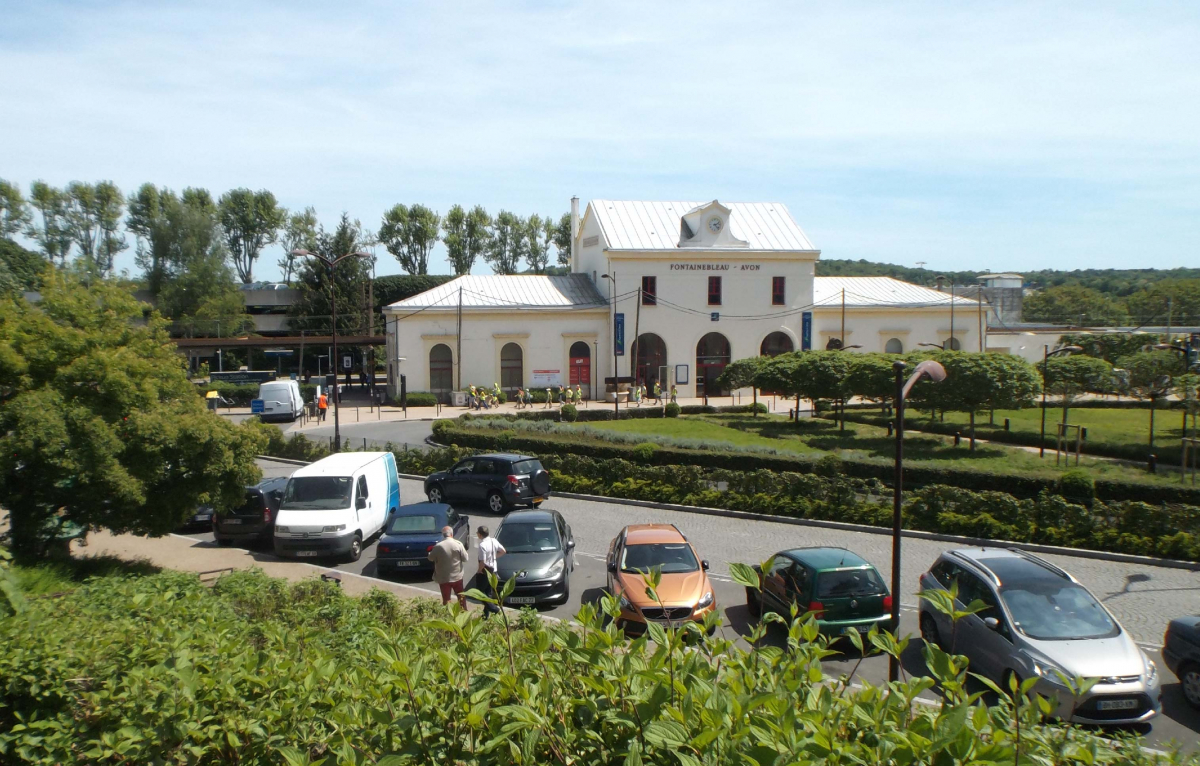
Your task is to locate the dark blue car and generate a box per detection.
[374,502,470,576]
[1163,614,1200,710]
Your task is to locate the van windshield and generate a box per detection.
[281,477,353,510]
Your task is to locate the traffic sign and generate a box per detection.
[250,399,265,414]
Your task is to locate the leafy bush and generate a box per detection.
[560,403,578,422]
[631,442,657,462]
[0,566,1183,764]
[665,402,681,418]
[815,453,844,477]
[1059,469,1095,504]
[399,391,439,407]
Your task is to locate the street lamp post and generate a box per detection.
[1039,345,1084,458]
[291,248,373,452]
[889,359,947,683]
[602,272,619,416]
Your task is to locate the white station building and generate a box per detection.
[384,199,980,402]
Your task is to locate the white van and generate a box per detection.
[274,452,401,562]
[257,380,303,422]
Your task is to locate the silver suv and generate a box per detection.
[918,548,1161,725]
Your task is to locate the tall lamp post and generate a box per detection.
[1039,345,1083,458]
[602,272,619,415]
[889,359,947,682]
[291,247,373,452]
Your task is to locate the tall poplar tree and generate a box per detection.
[378,203,440,275]
[218,188,285,283]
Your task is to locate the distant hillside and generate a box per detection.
[816,259,1200,297]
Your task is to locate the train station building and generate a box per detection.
[383,199,979,402]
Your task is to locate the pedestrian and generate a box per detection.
[557,384,566,405]
[475,525,507,617]
[670,384,678,403]
[545,387,552,408]
[515,388,525,409]
[317,392,328,422]
[632,382,642,407]
[652,380,662,404]
[575,383,583,403]
[428,526,469,608]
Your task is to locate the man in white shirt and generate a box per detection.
[476,525,506,617]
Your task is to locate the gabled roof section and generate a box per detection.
[384,274,607,312]
[589,200,817,252]
[814,277,980,308]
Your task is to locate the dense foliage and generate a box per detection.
[0,565,1189,765]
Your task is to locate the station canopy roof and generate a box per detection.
[384,274,607,312]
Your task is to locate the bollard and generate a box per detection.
[954,432,961,446]
[1148,454,1157,474]
[363,438,367,451]
[1081,427,1087,441]
[1004,418,1010,431]
[887,421,893,437]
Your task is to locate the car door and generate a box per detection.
[445,459,476,502]
[948,570,999,676]
[606,530,625,592]
[470,458,499,503]
[355,474,371,530]
[928,561,963,640]
[957,575,1013,680]
[761,556,794,613]
[556,512,574,570]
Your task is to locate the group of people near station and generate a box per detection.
[628,379,679,406]
[463,378,680,411]
[466,384,503,410]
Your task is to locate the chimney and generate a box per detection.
[570,196,580,272]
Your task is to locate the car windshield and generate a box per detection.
[497,522,560,553]
[234,492,266,515]
[1000,581,1119,641]
[387,515,439,535]
[621,543,699,574]
[816,568,886,599]
[512,459,543,475]
[281,477,353,511]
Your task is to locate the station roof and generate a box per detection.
[384,274,607,312]
[589,200,817,252]
[814,277,979,308]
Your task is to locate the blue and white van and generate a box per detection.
[274,452,401,562]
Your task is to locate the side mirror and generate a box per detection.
[566,539,576,549]
[356,497,367,510]
[984,616,1000,631]
[701,560,710,571]
[606,561,617,574]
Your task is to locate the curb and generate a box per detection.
[258,455,1200,572]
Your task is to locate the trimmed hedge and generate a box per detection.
[396,391,439,407]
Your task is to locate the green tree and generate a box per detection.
[1022,284,1127,325]
[524,214,552,274]
[0,238,48,295]
[1038,354,1113,426]
[1125,279,1200,327]
[278,206,319,284]
[930,352,1041,450]
[791,351,855,426]
[218,188,285,283]
[288,214,372,335]
[0,178,32,239]
[378,203,440,275]
[845,352,898,411]
[26,181,73,266]
[1116,350,1184,449]
[715,356,765,414]
[551,212,573,265]
[1176,373,1200,440]
[1058,332,1161,363]
[61,181,126,276]
[442,204,492,275]
[485,210,525,274]
[0,272,264,561]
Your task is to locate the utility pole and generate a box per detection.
[633,286,642,385]
[456,286,463,391]
[977,281,984,353]
[1167,296,1173,345]
[949,282,955,350]
[840,288,846,348]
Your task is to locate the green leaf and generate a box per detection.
[727,562,761,590]
[644,719,690,749]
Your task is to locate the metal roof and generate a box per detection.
[384,274,607,312]
[814,277,979,308]
[589,200,817,252]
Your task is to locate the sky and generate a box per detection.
[2,1,1199,280]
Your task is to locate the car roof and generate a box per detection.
[943,547,1073,586]
[624,524,687,545]
[291,452,390,477]
[472,453,536,462]
[783,547,871,571]
[499,509,556,524]
[393,502,452,517]
[249,476,288,493]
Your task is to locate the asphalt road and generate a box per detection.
[167,459,1200,752]
[225,411,436,451]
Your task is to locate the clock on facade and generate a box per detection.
[707,216,723,234]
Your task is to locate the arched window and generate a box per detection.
[947,336,961,351]
[696,332,731,398]
[760,331,794,357]
[569,341,592,398]
[500,343,523,393]
[429,344,453,400]
[885,338,904,354]
[634,333,668,388]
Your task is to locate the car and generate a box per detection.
[374,502,470,576]
[213,477,288,548]
[490,509,575,607]
[178,505,216,531]
[605,524,715,635]
[1162,615,1200,710]
[424,453,551,514]
[918,547,1161,725]
[745,547,896,639]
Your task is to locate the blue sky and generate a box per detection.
[2,1,1198,279]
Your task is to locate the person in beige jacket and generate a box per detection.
[428,526,469,606]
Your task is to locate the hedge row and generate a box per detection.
[431,419,1200,506]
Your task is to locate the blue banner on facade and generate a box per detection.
[615,313,625,356]
[801,311,812,351]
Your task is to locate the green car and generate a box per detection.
[746,547,897,638]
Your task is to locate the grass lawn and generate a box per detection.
[581,413,1184,487]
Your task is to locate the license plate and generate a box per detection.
[393,560,421,567]
[1097,699,1138,711]
[195,514,212,521]
[295,550,321,558]
[224,519,242,525]
[506,596,536,605]
[843,625,869,635]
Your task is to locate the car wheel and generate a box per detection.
[427,486,444,503]
[346,533,363,563]
[487,491,506,514]
[745,587,761,619]
[919,613,943,649]
[1181,662,1200,710]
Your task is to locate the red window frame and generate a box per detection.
[641,276,657,305]
[772,276,785,306]
[708,276,722,306]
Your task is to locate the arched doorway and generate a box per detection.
[696,332,731,398]
[500,342,523,394]
[429,344,453,402]
[760,331,794,357]
[633,333,668,389]
[568,340,591,398]
[885,338,904,354]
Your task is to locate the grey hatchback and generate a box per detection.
[919,548,1161,725]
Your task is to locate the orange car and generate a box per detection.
[605,524,716,635]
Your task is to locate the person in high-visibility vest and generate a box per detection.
[575,383,583,403]
[653,381,662,404]
[545,387,552,408]
[670,385,678,403]
[318,392,328,421]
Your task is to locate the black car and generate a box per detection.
[213,477,288,547]
[1163,615,1200,709]
[424,453,551,514]
[490,509,574,607]
[178,505,216,531]
[375,502,470,576]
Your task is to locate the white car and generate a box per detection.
[257,380,303,422]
